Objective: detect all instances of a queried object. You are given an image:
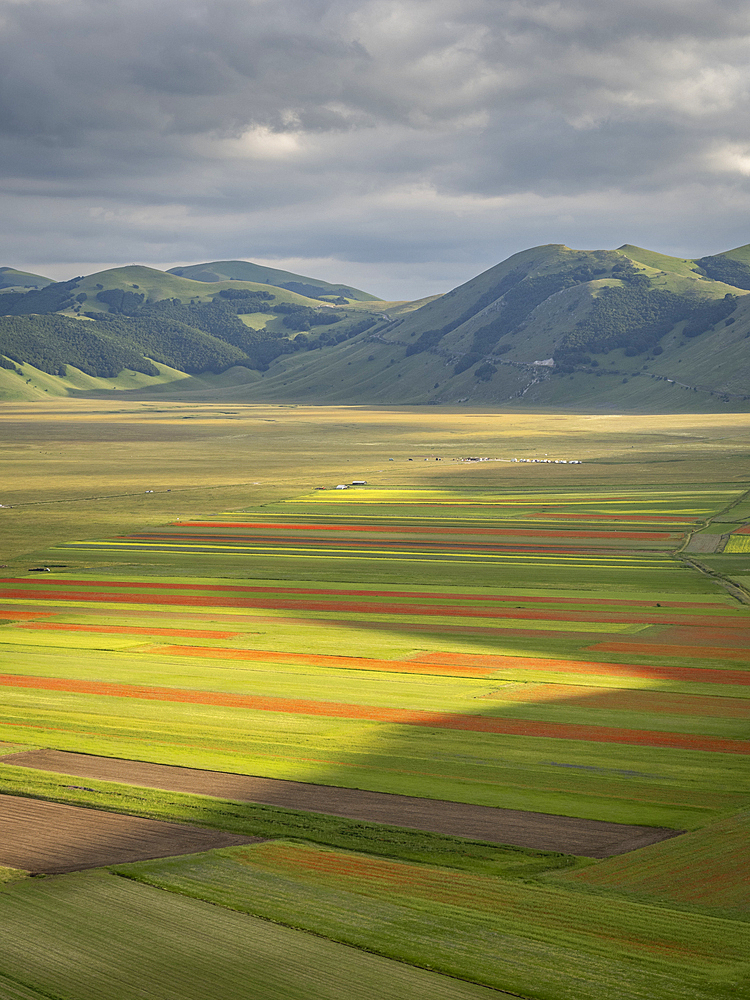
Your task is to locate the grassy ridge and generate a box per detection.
[167,259,381,302]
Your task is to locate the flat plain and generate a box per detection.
[0,401,749,999]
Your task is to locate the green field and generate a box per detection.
[0,402,749,999]
[111,840,749,1000]
[0,870,498,1000]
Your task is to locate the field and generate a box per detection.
[110,840,749,1000]
[0,871,498,1000]
[0,402,749,999]
[0,794,257,873]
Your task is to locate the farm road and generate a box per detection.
[2,748,682,858]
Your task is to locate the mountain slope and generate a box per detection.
[167,260,381,302]
[0,266,52,290]
[163,242,749,410]
[0,263,386,393]
[2,243,750,410]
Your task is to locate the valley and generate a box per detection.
[0,402,748,999]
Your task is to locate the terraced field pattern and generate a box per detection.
[1,482,749,999]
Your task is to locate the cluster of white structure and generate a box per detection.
[453,456,583,464]
[512,458,582,464]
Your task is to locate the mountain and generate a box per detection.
[0,267,53,290]
[167,260,381,302]
[1,244,750,409]
[0,263,389,400]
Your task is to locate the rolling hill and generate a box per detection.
[0,266,53,290]
[167,260,381,302]
[2,244,750,409]
[0,262,387,400]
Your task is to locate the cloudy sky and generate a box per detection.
[3,0,750,299]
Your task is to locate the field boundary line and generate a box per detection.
[680,555,750,606]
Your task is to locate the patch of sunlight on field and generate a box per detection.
[0,631,149,651]
[725,535,750,552]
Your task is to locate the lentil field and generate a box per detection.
[1,404,749,1000]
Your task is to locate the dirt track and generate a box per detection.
[0,793,259,873]
[2,748,682,858]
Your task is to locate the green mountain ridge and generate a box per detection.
[167,260,381,302]
[2,244,750,409]
[0,266,53,290]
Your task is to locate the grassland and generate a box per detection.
[0,870,499,1000]
[0,401,749,999]
[2,401,749,559]
[563,808,750,919]
[110,840,749,1000]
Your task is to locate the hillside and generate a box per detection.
[167,260,381,302]
[141,242,750,410]
[2,244,750,409]
[0,266,52,290]
[0,263,387,399]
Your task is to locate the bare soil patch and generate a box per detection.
[684,534,726,554]
[0,793,258,874]
[2,748,681,858]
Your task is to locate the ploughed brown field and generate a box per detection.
[0,793,259,873]
[1,748,682,858]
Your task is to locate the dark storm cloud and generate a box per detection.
[2,0,750,296]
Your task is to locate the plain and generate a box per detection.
[0,401,748,1000]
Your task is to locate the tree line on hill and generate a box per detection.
[0,280,380,379]
[0,314,161,378]
[405,254,645,364]
[398,250,741,377]
[554,286,737,370]
[695,254,750,290]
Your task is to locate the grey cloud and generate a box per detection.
[1,0,750,296]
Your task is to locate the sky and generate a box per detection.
[3,0,750,300]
